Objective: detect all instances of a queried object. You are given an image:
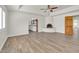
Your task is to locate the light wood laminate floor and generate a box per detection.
[1,32,79,53]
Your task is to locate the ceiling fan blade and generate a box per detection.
[48,5,56,9]
[40,5,58,13]
[51,7,58,9]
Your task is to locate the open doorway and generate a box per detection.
[73,16,79,37]
[65,16,79,37]
[29,18,38,33]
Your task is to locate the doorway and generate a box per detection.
[29,19,38,33]
[65,16,73,35]
[65,15,79,38]
[73,16,79,38]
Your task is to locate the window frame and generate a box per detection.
[0,7,2,30]
[0,7,6,31]
[2,10,6,29]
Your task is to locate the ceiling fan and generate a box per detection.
[40,5,58,12]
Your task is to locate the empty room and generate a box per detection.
[0,5,79,53]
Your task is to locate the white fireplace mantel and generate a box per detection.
[42,16,56,32]
[42,27,56,32]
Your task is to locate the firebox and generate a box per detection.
[47,24,53,28]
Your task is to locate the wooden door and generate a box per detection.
[65,16,73,35]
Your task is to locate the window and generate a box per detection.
[74,20,78,27]
[0,7,2,29]
[0,7,6,30]
[2,10,5,28]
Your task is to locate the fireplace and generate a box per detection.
[47,24,53,28]
[42,24,55,32]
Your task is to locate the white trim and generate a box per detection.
[8,32,29,37]
[0,36,8,51]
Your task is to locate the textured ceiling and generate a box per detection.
[6,5,73,15]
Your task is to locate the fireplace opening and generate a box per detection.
[47,24,53,28]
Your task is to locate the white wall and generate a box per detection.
[8,11,45,37]
[0,6,8,50]
[53,15,65,33]
[45,16,53,28]
[8,11,29,37]
[53,9,79,33]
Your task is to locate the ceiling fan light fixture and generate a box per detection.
[40,5,58,12]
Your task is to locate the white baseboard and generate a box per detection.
[8,32,29,37]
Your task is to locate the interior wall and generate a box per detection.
[8,11,45,37]
[45,16,53,28]
[53,10,79,33]
[0,6,8,50]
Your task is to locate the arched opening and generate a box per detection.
[47,24,53,28]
